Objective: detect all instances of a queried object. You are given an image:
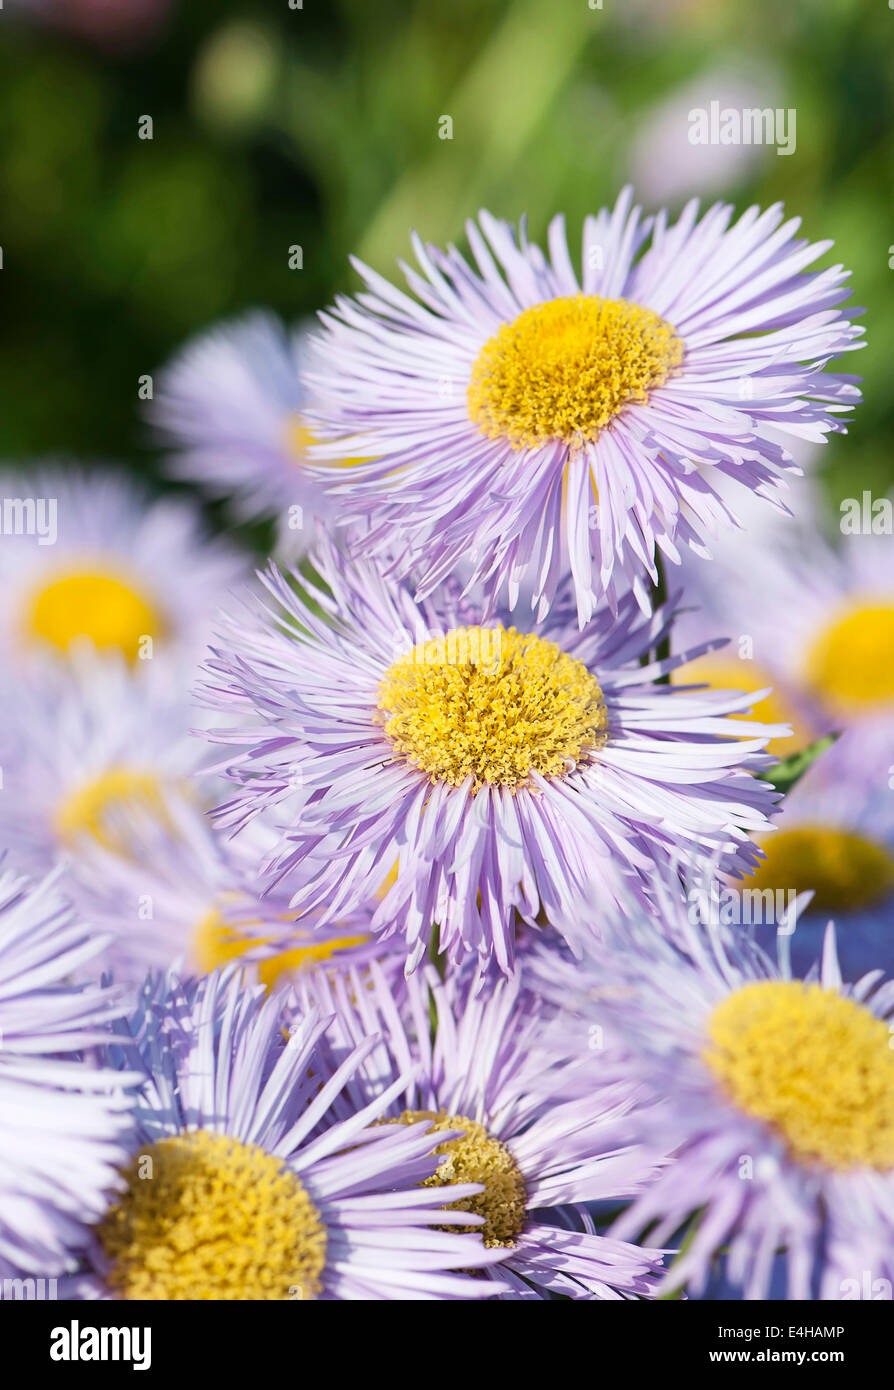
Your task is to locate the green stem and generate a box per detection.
[652,552,671,685]
[658,1209,704,1300]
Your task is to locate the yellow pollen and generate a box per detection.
[467,294,683,449]
[805,602,894,714]
[671,653,811,758]
[744,825,894,915]
[192,907,368,985]
[388,1109,527,1247]
[704,981,894,1171]
[378,625,608,792]
[97,1131,326,1300]
[55,767,169,852]
[25,570,163,662]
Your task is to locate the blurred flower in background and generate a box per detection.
[0,651,210,883]
[0,469,246,670]
[150,311,364,560]
[630,65,781,204]
[673,498,894,748]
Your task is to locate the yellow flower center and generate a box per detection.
[704,981,894,1171]
[97,1131,326,1300]
[388,1109,527,1247]
[805,602,894,715]
[745,825,894,914]
[192,908,368,985]
[55,767,169,852]
[378,625,608,792]
[671,653,811,758]
[467,294,683,449]
[25,570,163,662]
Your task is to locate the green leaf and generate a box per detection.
[762,732,840,795]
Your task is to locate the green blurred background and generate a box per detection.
[2,0,892,507]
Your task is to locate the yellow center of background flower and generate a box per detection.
[26,571,163,662]
[55,767,169,852]
[285,416,316,461]
[97,1131,327,1300]
[192,907,368,985]
[285,414,369,470]
[805,602,894,714]
[378,625,608,791]
[744,825,894,914]
[705,982,894,1170]
[388,1109,527,1247]
[670,653,811,757]
[467,294,683,449]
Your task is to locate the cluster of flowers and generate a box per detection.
[3,188,893,1302]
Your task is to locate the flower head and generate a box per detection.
[0,651,212,884]
[150,312,366,559]
[201,541,783,976]
[543,894,894,1300]
[675,499,894,744]
[299,959,664,1298]
[73,968,504,1299]
[0,468,245,668]
[307,189,862,621]
[75,788,401,989]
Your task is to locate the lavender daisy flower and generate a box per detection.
[559,904,894,1300]
[71,968,504,1299]
[0,650,214,883]
[0,467,246,668]
[150,311,366,559]
[307,187,862,621]
[674,499,894,742]
[0,865,133,1276]
[201,541,784,975]
[74,789,401,988]
[299,959,664,1299]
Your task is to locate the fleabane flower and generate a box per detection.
[74,788,400,988]
[561,909,894,1300]
[0,467,246,668]
[674,501,894,744]
[0,865,133,1277]
[201,542,784,976]
[299,960,665,1299]
[71,968,504,1300]
[0,650,215,884]
[150,311,366,559]
[307,187,862,621]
